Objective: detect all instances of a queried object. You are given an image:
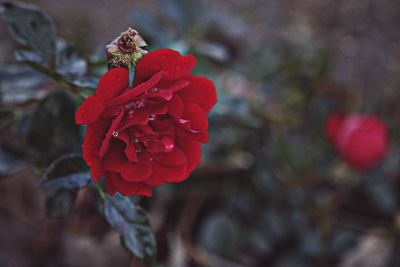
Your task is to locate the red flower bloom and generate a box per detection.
[75,49,217,196]
[326,113,388,171]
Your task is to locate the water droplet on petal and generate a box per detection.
[134,98,146,108]
[148,114,156,121]
[128,110,135,117]
[112,131,119,137]
[150,87,158,93]
[125,102,134,109]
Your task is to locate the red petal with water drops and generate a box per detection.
[134,49,195,86]
[76,49,217,196]
[178,76,217,113]
[108,71,164,106]
[99,110,124,157]
[176,127,209,143]
[182,103,208,132]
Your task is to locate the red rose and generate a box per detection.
[325,113,388,171]
[75,49,217,196]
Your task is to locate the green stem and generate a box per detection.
[94,182,107,200]
[23,60,86,100]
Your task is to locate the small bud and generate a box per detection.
[106,28,147,69]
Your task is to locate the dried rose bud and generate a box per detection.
[106,28,148,69]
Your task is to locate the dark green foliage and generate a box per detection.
[1,1,56,67]
[26,91,81,167]
[39,154,90,219]
[99,194,157,261]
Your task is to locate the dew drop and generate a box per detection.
[133,98,146,108]
[150,87,158,93]
[112,131,119,137]
[136,148,142,153]
[128,110,135,117]
[125,102,134,109]
[148,114,156,121]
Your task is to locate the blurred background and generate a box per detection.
[1,0,400,266]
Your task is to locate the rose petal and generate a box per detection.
[75,68,129,124]
[121,154,153,181]
[168,96,184,119]
[150,119,176,132]
[108,71,164,106]
[75,95,105,125]
[144,80,190,100]
[176,127,209,143]
[116,131,138,162]
[178,76,217,113]
[154,147,187,166]
[134,49,195,86]
[90,158,103,182]
[176,138,201,175]
[97,67,130,99]
[103,139,126,172]
[182,103,208,132]
[99,110,124,157]
[142,174,165,186]
[150,162,187,183]
[118,102,168,131]
[109,172,152,196]
[104,172,117,195]
[82,119,110,165]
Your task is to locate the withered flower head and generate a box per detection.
[106,28,147,68]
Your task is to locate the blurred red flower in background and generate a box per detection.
[326,113,388,171]
[75,49,217,196]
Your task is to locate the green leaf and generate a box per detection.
[0,105,17,129]
[40,154,90,219]
[40,153,90,189]
[0,1,56,67]
[99,194,157,261]
[45,189,77,219]
[26,91,81,167]
[0,147,25,177]
[56,40,87,79]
